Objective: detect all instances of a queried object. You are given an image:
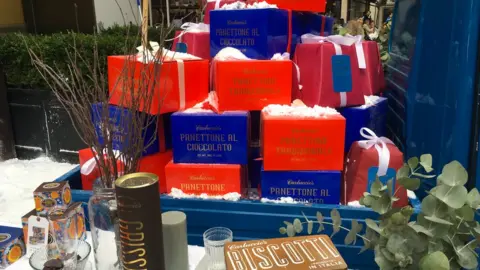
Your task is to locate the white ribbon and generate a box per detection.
[176,59,186,110]
[357,128,394,177]
[271,52,302,90]
[346,34,366,69]
[80,148,125,176]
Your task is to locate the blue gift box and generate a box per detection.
[305,14,334,36]
[91,104,172,156]
[171,111,249,164]
[0,226,25,267]
[261,168,341,204]
[210,9,298,59]
[339,96,388,152]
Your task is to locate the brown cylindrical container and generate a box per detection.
[115,172,165,270]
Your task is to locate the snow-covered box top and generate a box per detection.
[262,104,340,118]
[218,1,278,10]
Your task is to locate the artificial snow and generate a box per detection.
[214,47,251,61]
[359,95,382,109]
[260,197,299,204]
[0,157,75,225]
[347,201,365,208]
[169,188,242,201]
[263,104,340,118]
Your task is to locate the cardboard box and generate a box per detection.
[212,60,292,111]
[261,111,346,171]
[339,96,387,152]
[165,161,244,195]
[261,168,341,204]
[171,111,250,164]
[210,8,290,59]
[91,103,172,156]
[0,226,25,268]
[108,55,209,115]
[225,235,347,270]
[79,149,172,193]
[33,182,72,216]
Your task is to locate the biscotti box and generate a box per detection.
[225,235,347,269]
[171,111,250,164]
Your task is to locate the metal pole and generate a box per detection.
[166,0,170,27]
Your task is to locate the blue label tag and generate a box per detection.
[176,42,188,53]
[331,55,352,93]
[367,167,397,195]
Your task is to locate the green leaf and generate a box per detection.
[387,179,394,196]
[286,224,295,237]
[421,195,449,217]
[456,246,478,269]
[293,218,303,233]
[386,233,408,254]
[419,251,449,270]
[365,219,382,234]
[397,164,410,179]
[371,178,383,197]
[408,222,434,237]
[419,154,433,172]
[437,160,468,186]
[370,193,392,215]
[279,227,287,235]
[455,205,475,222]
[408,157,419,170]
[330,209,341,238]
[424,215,453,225]
[344,229,356,245]
[284,221,293,226]
[374,249,395,270]
[307,221,313,235]
[431,184,468,209]
[316,212,325,233]
[428,240,444,253]
[398,177,421,190]
[466,188,480,209]
[344,220,360,245]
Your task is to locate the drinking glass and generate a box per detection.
[203,227,233,270]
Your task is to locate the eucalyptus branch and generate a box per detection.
[300,221,371,243]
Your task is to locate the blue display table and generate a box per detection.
[54,166,421,270]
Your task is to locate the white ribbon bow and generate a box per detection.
[80,148,125,176]
[357,128,394,177]
[346,34,366,69]
[166,22,210,43]
[271,52,302,90]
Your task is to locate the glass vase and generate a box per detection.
[88,179,121,270]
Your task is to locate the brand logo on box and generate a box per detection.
[287,179,315,186]
[189,175,216,181]
[196,125,222,132]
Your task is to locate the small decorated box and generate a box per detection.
[339,96,387,152]
[33,182,72,216]
[67,202,87,241]
[79,148,172,193]
[0,226,25,268]
[91,103,172,156]
[212,60,292,111]
[261,104,346,171]
[108,54,209,115]
[165,161,244,195]
[261,168,341,204]
[171,111,249,164]
[210,8,290,59]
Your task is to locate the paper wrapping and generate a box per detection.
[343,142,409,207]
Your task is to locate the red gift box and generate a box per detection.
[79,148,172,193]
[203,0,244,24]
[359,41,385,95]
[343,128,408,207]
[171,24,210,60]
[108,55,209,115]
[293,35,365,108]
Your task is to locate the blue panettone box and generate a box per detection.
[307,14,334,36]
[91,103,172,156]
[261,168,341,204]
[171,111,249,164]
[0,226,25,268]
[340,96,388,152]
[210,8,292,59]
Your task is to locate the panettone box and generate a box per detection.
[225,234,347,269]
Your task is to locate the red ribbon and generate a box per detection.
[321,15,326,36]
[287,9,292,54]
